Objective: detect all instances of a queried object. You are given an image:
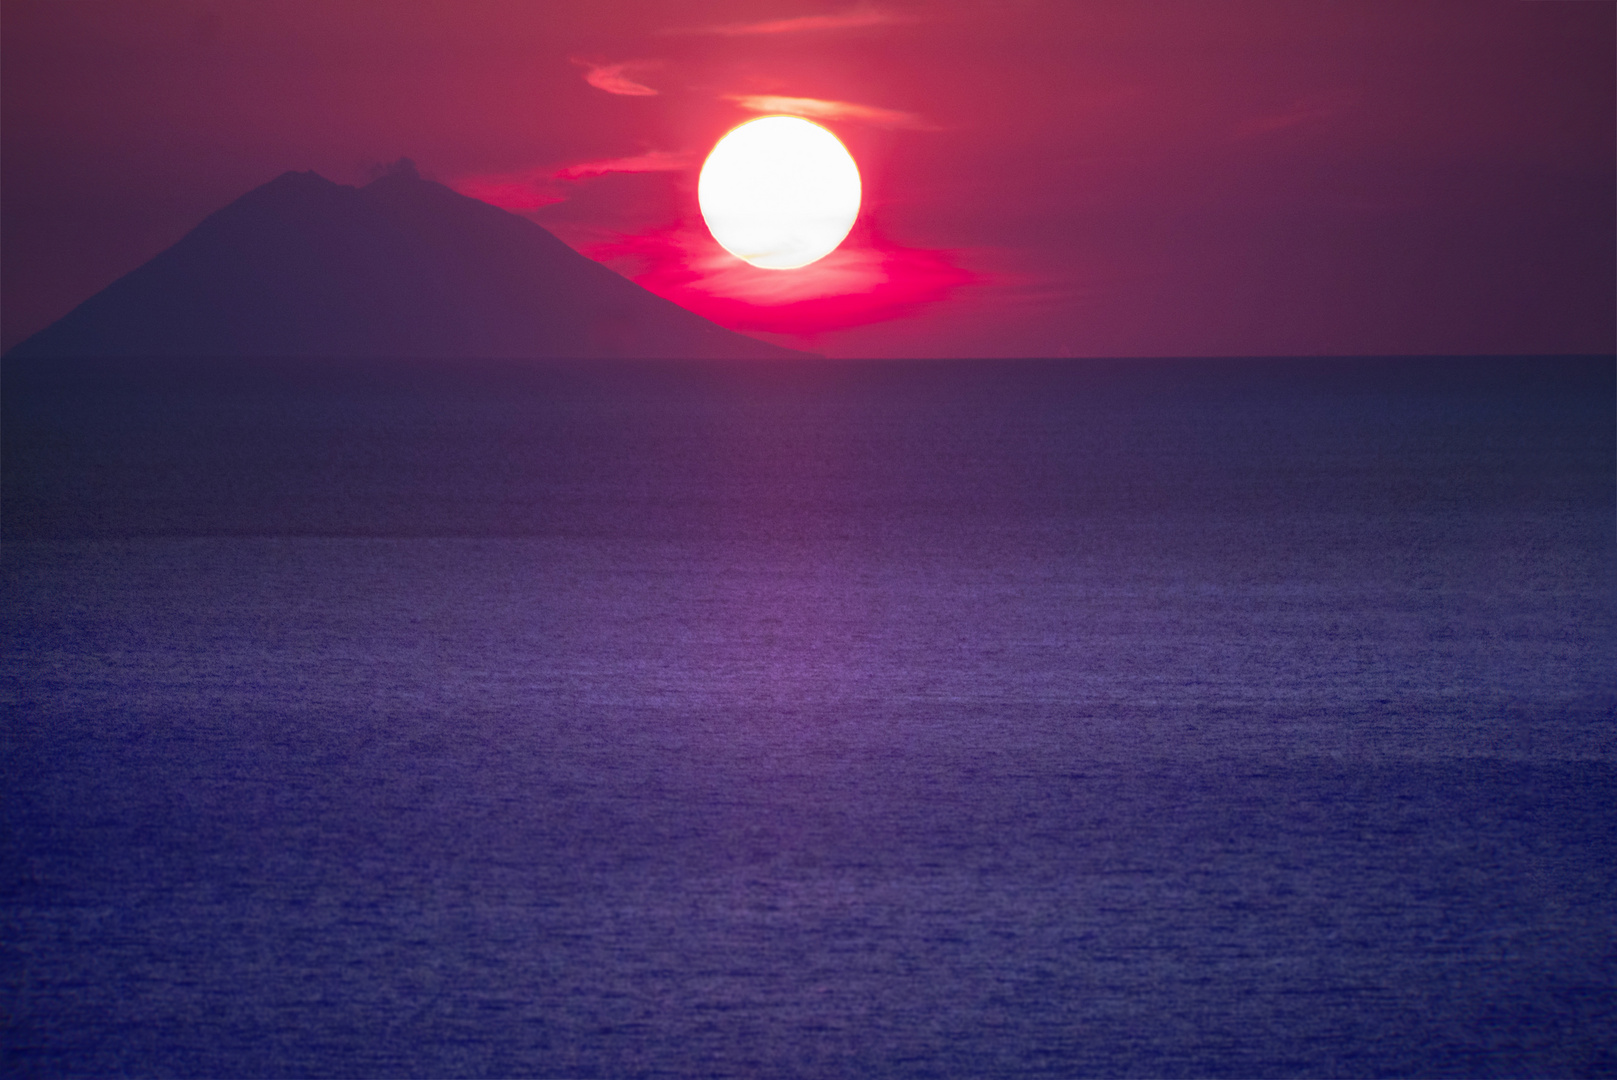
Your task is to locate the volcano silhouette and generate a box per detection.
[6,162,808,360]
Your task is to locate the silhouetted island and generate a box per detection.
[6,161,808,360]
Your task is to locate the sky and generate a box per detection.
[3,0,1612,358]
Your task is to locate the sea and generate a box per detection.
[3,355,1613,1078]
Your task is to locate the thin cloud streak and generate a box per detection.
[726,94,936,130]
[573,59,659,96]
[555,150,691,180]
[454,150,690,209]
[448,170,568,211]
[1234,93,1355,138]
[670,8,908,36]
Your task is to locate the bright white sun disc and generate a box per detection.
[699,115,861,270]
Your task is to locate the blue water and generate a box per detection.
[4,357,1614,1076]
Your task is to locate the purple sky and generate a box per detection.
[3,0,1612,357]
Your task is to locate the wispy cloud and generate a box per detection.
[555,150,691,181]
[449,171,567,212]
[1235,93,1355,138]
[573,59,659,96]
[453,150,691,207]
[670,8,908,36]
[725,94,936,130]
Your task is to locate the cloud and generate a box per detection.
[452,151,690,208]
[585,223,977,337]
[554,150,691,181]
[724,94,936,130]
[448,171,567,211]
[1235,94,1354,138]
[573,59,658,96]
[670,8,909,36]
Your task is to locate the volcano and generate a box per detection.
[5,163,808,360]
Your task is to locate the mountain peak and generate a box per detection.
[7,168,810,360]
[260,168,348,195]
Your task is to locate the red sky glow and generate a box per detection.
[2,0,1611,357]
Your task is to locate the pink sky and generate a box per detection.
[3,0,1612,357]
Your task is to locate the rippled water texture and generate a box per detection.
[4,356,1613,1076]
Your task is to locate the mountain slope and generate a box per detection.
[6,165,808,360]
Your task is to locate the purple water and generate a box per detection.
[4,356,1613,1076]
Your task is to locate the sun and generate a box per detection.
[698,116,861,270]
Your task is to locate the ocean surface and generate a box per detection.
[3,355,1613,1077]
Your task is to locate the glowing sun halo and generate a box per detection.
[698,116,861,270]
